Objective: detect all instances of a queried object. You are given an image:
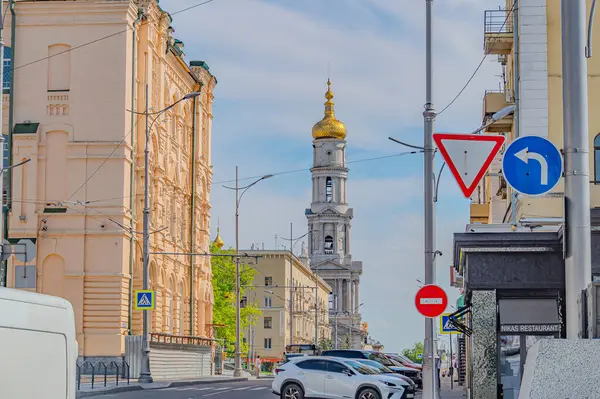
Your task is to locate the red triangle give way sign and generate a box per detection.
[433,133,505,198]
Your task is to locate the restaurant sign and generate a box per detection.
[500,324,560,333]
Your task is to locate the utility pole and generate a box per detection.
[234,166,242,377]
[289,222,294,348]
[561,0,592,339]
[138,84,153,384]
[314,263,319,346]
[449,335,454,390]
[423,0,438,397]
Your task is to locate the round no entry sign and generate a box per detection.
[415,284,448,318]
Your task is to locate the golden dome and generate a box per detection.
[312,79,347,140]
[213,227,224,249]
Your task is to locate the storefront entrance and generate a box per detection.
[496,297,562,399]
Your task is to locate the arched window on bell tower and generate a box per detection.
[325,177,333,202]
[324,235,334,254]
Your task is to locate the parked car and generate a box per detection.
[386,353,423,371]
[272,356,407,399]
[321,350,422,389]
[353,359,417,396]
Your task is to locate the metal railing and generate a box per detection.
[484,9,513,35]
[150,332,216,346]
[76,360,130,390]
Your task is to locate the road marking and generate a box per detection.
[232,387,251,390]
[420,298,442,305]
[177,387,213,391]
[202,388,237,397]
[249,386,268,390]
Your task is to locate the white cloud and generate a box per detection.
[158,0,504,350]
[165,0,504,148]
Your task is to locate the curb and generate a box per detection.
[169,377,248,388]
[76,377,249,398]
[77,386,144,398]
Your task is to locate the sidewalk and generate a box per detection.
[76,375,250,398]
[440,376,467,398]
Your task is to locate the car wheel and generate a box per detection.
[281,383,304,399]
[358,387,381,399]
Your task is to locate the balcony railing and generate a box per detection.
[484,9,514,55]
[484,9,513,35]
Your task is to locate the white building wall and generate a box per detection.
[518,0,549,137]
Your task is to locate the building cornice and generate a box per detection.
[244,250,332,292]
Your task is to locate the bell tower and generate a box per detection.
[305,80,363,348]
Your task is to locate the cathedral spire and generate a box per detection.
[213,219,224,249]
[311,79,347,140]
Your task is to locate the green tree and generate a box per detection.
[210,243,261,354]
[340,335,351,349]
[319,337,333,351]
[402,341,424,363]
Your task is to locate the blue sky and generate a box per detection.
[162,0,502,352]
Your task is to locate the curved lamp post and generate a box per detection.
[223,167,272,377]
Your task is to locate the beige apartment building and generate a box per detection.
[471,0,600,224]
[2,0,216,360]
[243,250,331,363]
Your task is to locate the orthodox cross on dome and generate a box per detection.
[311,79,347,140]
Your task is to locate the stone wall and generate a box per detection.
[471,290,497,399]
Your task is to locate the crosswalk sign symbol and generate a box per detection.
[134,290,155,310]
[440,313,459,335]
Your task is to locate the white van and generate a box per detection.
[0,287,77,398]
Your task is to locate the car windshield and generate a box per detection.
[388,358,404,367]
[358,360,393,373]
[368,352,395,367]
[345,360,377,375]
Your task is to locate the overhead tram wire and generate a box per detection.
[213,150,424,185]
[437,0,516,116]
[10,0,220,73]
[21,149,424,213]
[35,113,145,233]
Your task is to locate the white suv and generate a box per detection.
[272,356,407,399]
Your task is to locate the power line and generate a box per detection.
[437,1,516,116]
[11,0,220,72]
[213,150,423,185]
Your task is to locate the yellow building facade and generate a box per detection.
[472,0,600,224]
[2,0,216,360]
[243,250,331,362]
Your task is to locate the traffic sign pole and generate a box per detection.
[422,0,437,397]
[415,284,447,398]
[561,0,592,339]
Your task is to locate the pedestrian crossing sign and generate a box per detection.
[440,313,459,335]
[134,290,155,310]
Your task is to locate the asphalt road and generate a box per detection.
[92,379,274,399]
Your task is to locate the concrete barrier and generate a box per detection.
[519,339,600,399]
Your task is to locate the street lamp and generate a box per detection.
[137,85,201,384]
[223,167,272,377]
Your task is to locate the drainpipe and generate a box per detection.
[128,9,144,334]
[189,91,200,335]
[2,0,15,286]
[510,1,520,225]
